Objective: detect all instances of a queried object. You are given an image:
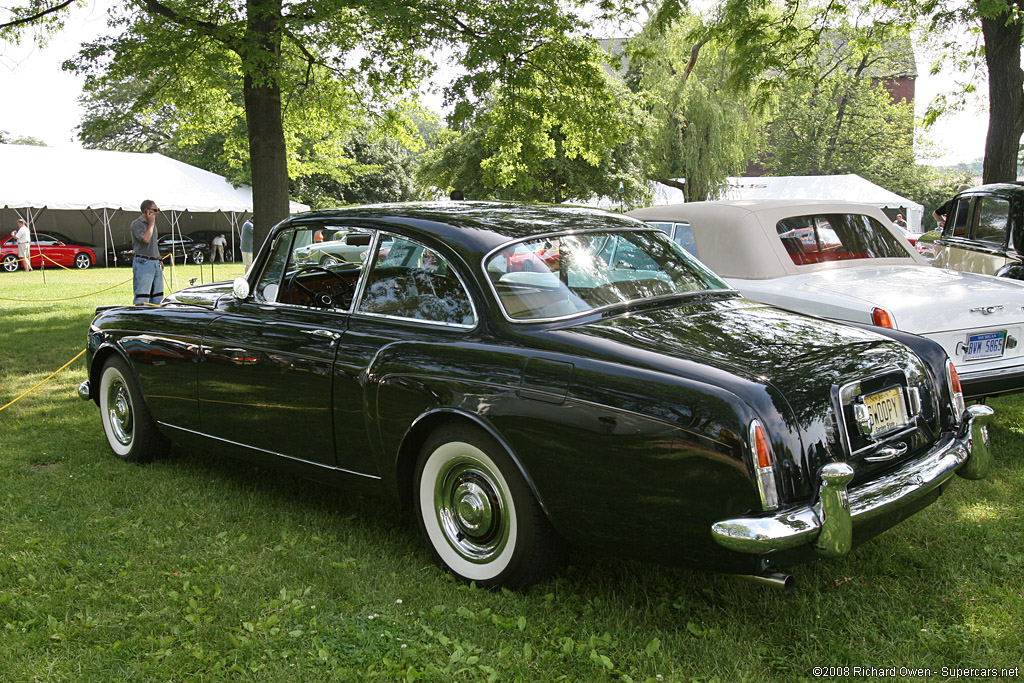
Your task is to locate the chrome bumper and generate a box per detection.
[78,380,91,400]
[711,404,994,557]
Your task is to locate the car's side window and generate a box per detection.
[973,197,1010,247]
[356,234,475,327]
[253,231,294,303]
[945,199,972,238]
[257,226,373,310]
[671,222,697,257]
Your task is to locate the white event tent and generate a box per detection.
[721,174,924,232]
[1,144,308,265]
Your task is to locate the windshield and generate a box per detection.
[775,213,911,265]
[485,230,731,321]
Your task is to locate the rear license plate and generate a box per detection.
[965,331,1006,361]
[864,387,907,437]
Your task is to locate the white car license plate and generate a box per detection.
[965,331,1006,361]
[864,387,907,437]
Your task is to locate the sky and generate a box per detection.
[0,2,990,167]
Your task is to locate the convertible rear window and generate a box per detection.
[775,213,911,265]
[485,231,730,321]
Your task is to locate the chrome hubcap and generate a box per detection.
[106,378,133,446]
[435,458,508,563]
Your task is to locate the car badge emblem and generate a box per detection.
[969,305,1003,315]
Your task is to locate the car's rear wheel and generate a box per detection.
[414,424,564,589]
[2,254,19,272]
[98,356,169,462]
[191,250,205,265]
[74,252,93,269]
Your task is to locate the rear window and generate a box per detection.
[775,213,911,265]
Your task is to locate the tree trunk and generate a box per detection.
[981,3,1024,183]
[243,0,290,253]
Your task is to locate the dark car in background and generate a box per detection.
[923,183,1024,279]
[79,202,992,590]
[114,234,211,266]
[2,231,98,271]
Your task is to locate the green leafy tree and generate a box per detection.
[5,0,633,247]
[912,0,1024,183]
[627,13,767,202]
[760,24,917,192]
[420,39,651,206]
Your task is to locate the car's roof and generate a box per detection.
[281,201,648,259]
[958,182,1024,198]
[627,200,925,279]
[627,199,885,222]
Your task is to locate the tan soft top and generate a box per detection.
[627,200,925,280]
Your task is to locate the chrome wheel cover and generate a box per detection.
[105,376,134,447]
[433,456,510,563]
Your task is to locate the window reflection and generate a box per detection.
[485,231,730,321]
[357,235,475,326]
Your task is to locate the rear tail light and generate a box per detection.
[750,420,779,510]
[871,307,896,328]
[946,359,966,423]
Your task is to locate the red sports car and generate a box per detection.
[2,232,98,271]
[506,242,560,272]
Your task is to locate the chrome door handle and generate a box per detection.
[864,442,908,462]
[304,329,340,339]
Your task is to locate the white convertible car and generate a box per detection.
[628,199,1024,399]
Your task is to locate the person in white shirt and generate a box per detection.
[212,234,227,262]
[12,219,32,271]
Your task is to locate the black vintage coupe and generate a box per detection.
[80,203,993,589]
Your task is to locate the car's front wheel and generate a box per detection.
[98,356,169,462]
[191,250,205,265]
[414,424,564,589]
[75,252,93,269]
[2,254,18,272]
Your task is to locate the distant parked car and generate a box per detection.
[44,231,96,248]
[2,231,97,271]
[114,234,210,265]
[628,199,1024,399]
[926,183,1024,280]
[294,229,392,265]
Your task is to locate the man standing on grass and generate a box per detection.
[131,200,164,305]
[241,215,254,268]
[12,219,32,271]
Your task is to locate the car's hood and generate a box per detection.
[163,281,234,308]
[753,265,1024,333]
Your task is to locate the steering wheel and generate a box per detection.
[285,265,353,308]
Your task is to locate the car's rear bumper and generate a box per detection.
[711,404,993,557]
[959,364,1024,399]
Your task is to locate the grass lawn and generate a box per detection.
[1,267,1022,681]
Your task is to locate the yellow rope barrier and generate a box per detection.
[0,277,134,302]
[39,252,75,271]
[0,349,87,412]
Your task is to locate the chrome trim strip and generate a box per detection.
[710,404,993,555]
[157,422,382,481]
[957,362,1024,381]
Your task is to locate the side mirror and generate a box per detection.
[232,276,251,300]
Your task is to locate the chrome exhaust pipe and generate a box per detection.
[736,571,795,592]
